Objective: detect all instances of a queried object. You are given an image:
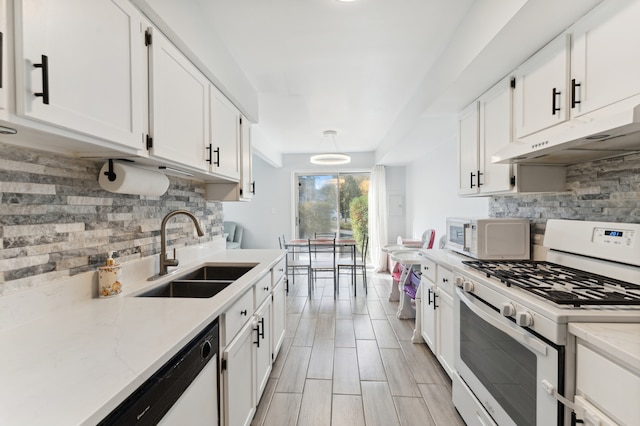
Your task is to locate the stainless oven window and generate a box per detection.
[460,302,536,426]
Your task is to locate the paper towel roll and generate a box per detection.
[99,162,170,196]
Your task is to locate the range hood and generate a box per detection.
[492,98,640,165]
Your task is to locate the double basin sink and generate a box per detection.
[137,265,255,298]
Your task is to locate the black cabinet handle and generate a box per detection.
[34,55,50,104]
[206,144,212,164]
[470,171,476,189]
[552,87,560,115]
[259,317,265,339]
[477,170,483,187]
[213,147,220,167]
[254,325,260,347]
[0,32,3,89]
[433,291,439,310]
[251,181,256,195]
[571,79,581,109]
[240,309,247,316]
[427,288,432,305]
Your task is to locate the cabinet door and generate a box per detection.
[571,0,640,118]
[457,101,479,195]
[478,77,514,194]
[210,85,240,180]
[513,33,570,139]
[272,277,286,358]
[240,116,254,200]
[436,289,454,378]
[222,321,255,426]
[254,298,272,404]
[149,28,209,171]
[0,0,7,117]
[15,0,146,150]
[420,278,437,352]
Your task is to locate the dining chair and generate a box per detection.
[282,237,310,294]
[337,235,368,296]
[309,238,337,297]
[312,231,337,259]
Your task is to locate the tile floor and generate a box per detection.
[251,270,466,426]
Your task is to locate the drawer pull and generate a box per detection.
[240,310,247,316]
[263,286,269,291]
[442,278,449,283]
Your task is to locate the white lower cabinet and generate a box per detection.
[420,260,454,378]
[220,257,287,426]
[222,320,255,426]
[254,297,272,404]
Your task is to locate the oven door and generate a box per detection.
[454,288,562,426]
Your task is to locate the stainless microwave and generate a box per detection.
[445,217,530,260]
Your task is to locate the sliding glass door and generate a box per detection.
[295,172,370,241]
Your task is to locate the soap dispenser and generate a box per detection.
[99,251,122,298]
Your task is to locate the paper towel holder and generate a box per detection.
[103,159,135,182]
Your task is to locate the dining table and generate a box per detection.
[283,238,358,294]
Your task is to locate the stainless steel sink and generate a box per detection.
[137,265,255,298]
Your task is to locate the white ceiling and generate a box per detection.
[198,0,602,166]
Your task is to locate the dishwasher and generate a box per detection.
[99,319,219,425]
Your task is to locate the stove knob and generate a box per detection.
[516,311,534,327]
[455,276,464,288]
[462,281,474,292]
[500,303,515,317]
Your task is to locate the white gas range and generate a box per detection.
[450,219,640,426]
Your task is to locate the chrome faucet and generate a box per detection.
[159,210,205,275]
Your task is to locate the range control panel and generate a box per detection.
[593,227,636,247]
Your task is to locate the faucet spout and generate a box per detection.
[159,210,205,275]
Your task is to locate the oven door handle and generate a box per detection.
[457,289,548,356]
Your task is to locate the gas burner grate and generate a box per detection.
[462,260,640,307]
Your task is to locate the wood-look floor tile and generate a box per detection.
[333,347,361,395]
[315,314,335,339]
[297,379,332,426]
[288,297,307,314]
[270,338,293,379]
[398,340,446,385]
[335,319,356,347]
[367,300,387,320]
[285,314,301,339]
[301,298,322,318]
[371,319,401,348]
[331,395,365,426]
[276,346,312,393]
[352,314,375,340]
[319,297,336,314]
[351,297,369,315]
[252,378,278,426]
[418,384,465,425]
[386,314,415,342]
[335,300,352,318]
[379,297,399,315]
[262,392,302,426]
[307,338,334,379]
[393,397,436,426]
[361,381,400,426]
[356,339,386,381]
[292,318,317,347]
[379,348,421,397]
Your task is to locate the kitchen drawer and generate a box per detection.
[222,289,254,345]
[421,259,436,283]
[272,257,286,285]
[576,343,640,425]
[437,267,454,296]
[254,273,271,308]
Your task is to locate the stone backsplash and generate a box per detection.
[490,152,640,241]
[0,142,224,296]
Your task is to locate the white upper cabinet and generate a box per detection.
[210,84,240,180]
[0,0,7,118]
[457,101,479,195]
[239,116,254,199]
[570,0,640,118]
[14,0,146,150]
[513,33,570,139]
[148,27,209,171]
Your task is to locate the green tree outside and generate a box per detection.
[349,195,368,253]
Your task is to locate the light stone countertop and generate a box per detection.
[569,322,640,373]
[0,247,285,426]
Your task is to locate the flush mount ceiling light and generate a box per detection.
[310,130,351,165]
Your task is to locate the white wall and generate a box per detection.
[406,138,488,245]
